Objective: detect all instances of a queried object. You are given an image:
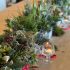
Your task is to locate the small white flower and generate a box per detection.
[10,60,13,65]
[59,12,63,16]
[2,56,10,63]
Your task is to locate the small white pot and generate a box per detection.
[44,28,53,39]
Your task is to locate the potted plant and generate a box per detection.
[0,26,37,70]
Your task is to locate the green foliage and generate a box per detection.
[37,17,50,31]
[0,45,12,53]
[0,29,37,69]
[24,3,32,16]
[6,0,60,33]
[21,15,37,32]
[53,26,64,36]
[6,14,38,32]
[0,35,4,44]
[6,17,24,31]
[47,8,60,27]
[0,1,64,69]
[6,19,14,29]
[0,44,12,67]
[54,45,58,51]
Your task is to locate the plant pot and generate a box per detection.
[34,28,53,44]
[44,28,53,40]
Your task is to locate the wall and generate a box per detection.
[0,0,6,11]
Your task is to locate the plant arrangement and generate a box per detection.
[0,28,37,70]
[6,15,37,33]
[36,0,64,37]
[0,0,65,69]
[6,0,62,34]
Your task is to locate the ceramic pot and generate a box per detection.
[44,28,53,39]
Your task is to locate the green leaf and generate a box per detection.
[6,19,14,28]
